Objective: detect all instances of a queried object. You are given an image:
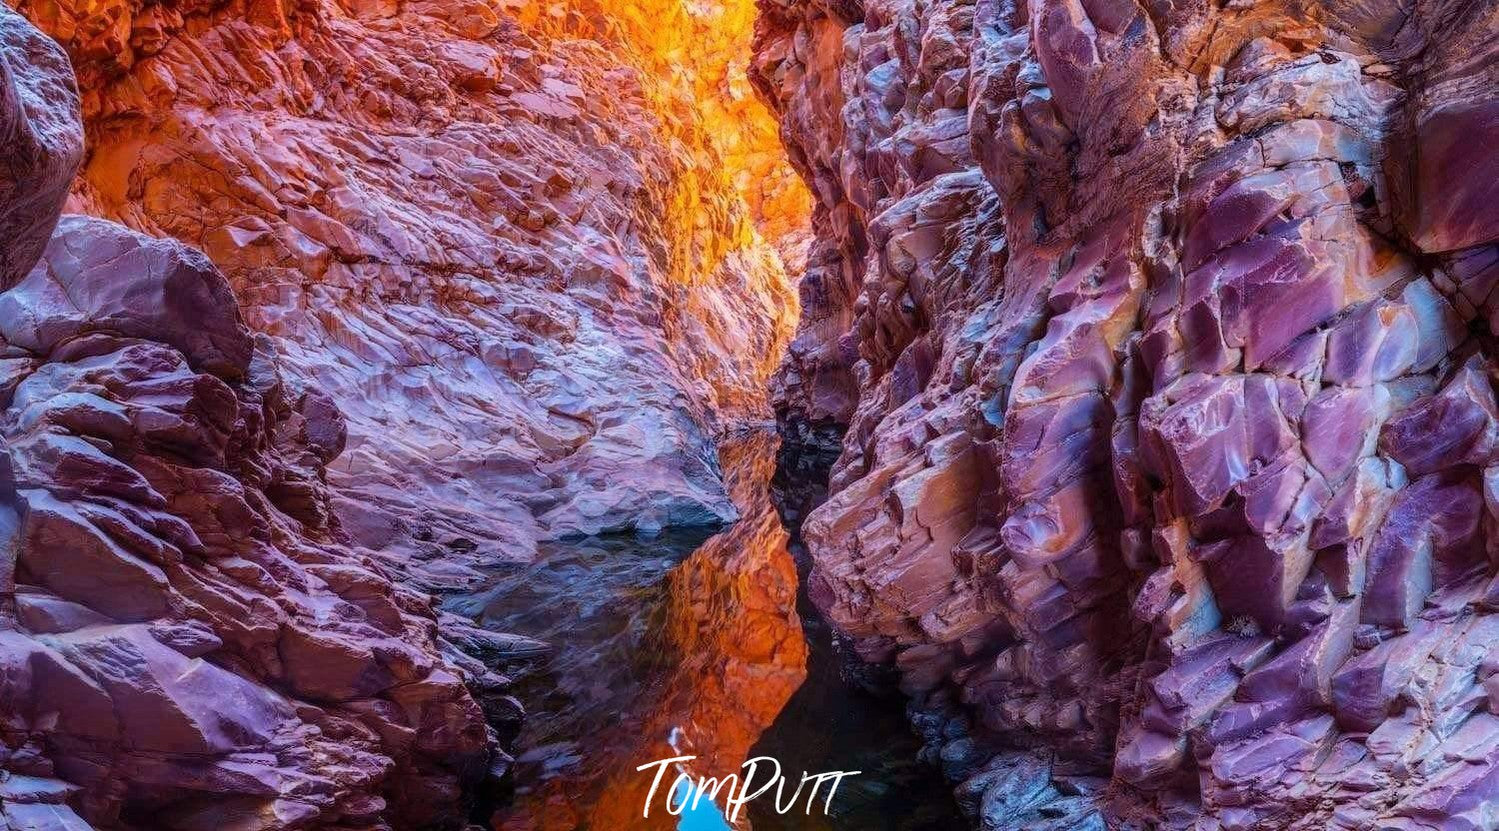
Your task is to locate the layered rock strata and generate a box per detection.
[753,0,1499,826]
[17,0,805,583]
[0,9,523,828]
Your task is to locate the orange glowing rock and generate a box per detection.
[20,0,809,573]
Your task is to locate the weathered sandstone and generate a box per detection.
[17,0,806,586]
[754,0,1499,825]
[0,9,522,829]
[0,2,80,291]
[0,0,812,826]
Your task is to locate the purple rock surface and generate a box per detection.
[752,0,1499,825]
[0,10,519,828]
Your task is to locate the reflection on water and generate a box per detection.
[744,543,964,831]
[446,430,960,830]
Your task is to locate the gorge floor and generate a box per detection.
[443,430,963,830]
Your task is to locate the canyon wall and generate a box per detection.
[0,7,534,829]
[753,0,1499,826]
[16,0,806,587]
[1,0,806,828]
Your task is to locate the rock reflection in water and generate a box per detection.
[449,430,808,830]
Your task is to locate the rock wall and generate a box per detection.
[753,0,1499,826]
[15,0,806,584]
[0,7,533,829]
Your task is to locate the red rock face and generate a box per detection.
[754,0,1499,826]
[2,0,809,827]
[17,0,804,582]
[0,9,527,828]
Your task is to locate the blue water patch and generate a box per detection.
[671,778,732,831]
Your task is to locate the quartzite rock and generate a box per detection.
[0,12,512,829]
[17,0,806,586]
[0,214,507,829]
[753,0,1499,825]
[0,4,82,291]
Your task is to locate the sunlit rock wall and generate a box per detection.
[17,0,807,583]
[509,0,814,267]
[753,0,1499,826]
[0,8,531,829]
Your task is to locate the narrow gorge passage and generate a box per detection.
[447,430,961,830]
[0,0,976,827]
[2,0,1498,827]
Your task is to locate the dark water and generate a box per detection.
[444,430,962,830]
[743,533,963,831]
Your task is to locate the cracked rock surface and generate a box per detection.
[16,0,803,584]
[753,0,1499,825]
[0,9,522,829]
